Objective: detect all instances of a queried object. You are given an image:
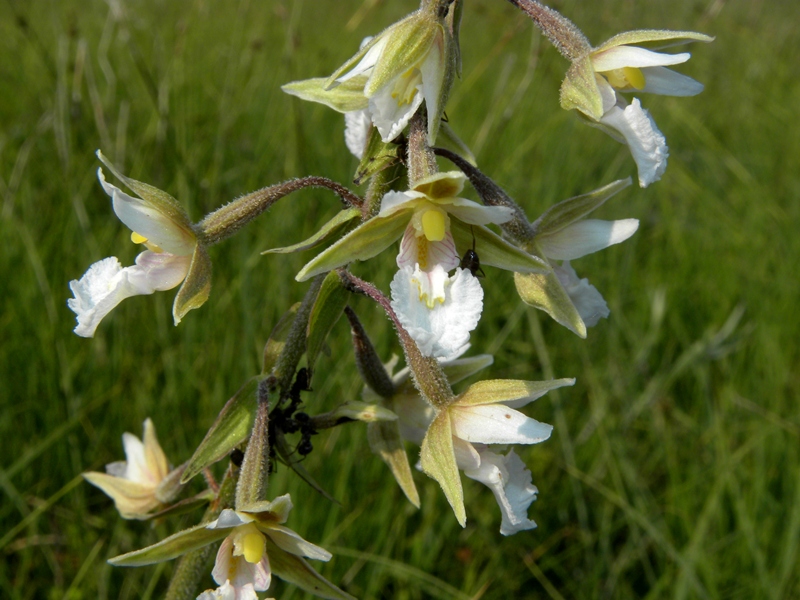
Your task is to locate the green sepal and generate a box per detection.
[368,420,420,507]
[274,429,336,503]
[267,539,357,600]
[353,126,403,186]
[172,243,212,325]
[296,210,409,282]
[281,76,369,113]
[108,522,228,566]
[450,220,549,274]
[181,377,260,484]
[534,178,631,236]
[514,269,587,338]
[306,271,349,372]
[326,30,390,87]
[263,303,300,375]
[331,401,397,423]
[262,209,361,256]
[420,411,465,526]
[96,150,193,231]
[143,490,215,521]
[441,353,493,385]
[363,16,439,98]
[457,378,576,407]
[595,30,714,53]
[559,57,604,120]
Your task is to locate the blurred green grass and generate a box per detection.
[1,0,798,598]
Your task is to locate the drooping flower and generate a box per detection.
[68,151,211,337]
[83,418,181,519]
[283,4,457,145]
[560,30,713,186]
[296,171,547,358]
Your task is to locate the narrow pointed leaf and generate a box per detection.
[306,271,349,372]
[420,412,465,526]
[263,303,300,375]
[108,522,228,566]
[172,243,212,325]
[450,220,549,274]
[368,421,420,507]
[267,540,356,600]
[457,378,576,407]
[182,378,260,484]
[534,178,631,235]
[262,209,361,255]
[514,270,587,338]
[559,57,604,120]
[296,211,408,281]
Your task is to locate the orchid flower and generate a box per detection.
[83,418,181,519]
[560,30,713,186]
[68,152,211,337]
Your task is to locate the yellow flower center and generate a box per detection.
[241,530,266,564]
[391,69,421,107]
[605,66,646,90]
[421,209,446,242]
[131,231,164,253]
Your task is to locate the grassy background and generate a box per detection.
[1,0,798,598]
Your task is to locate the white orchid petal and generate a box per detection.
[600,98,668,187]
[642,66,704,96]
[378,190,422,217]
[266,525,332,561]
[450,404,553,445]
[539,218,639,260]
[553,262,610,327]
[344,109,372,159]
[452,437,481,472]
[197,580,241,600]
[98,169,195,256]
[338,36,386,82]
[444,199,515,226]
[419,30,446,143]
[592,46,691,71]
[67,252,190,338]
[463,449,539,536]
[397,226,458,271]
[391,267,483,360]
[207,509,253,530]
[368,83,423,142]
[120,432,149,484]
[211,536,235,585]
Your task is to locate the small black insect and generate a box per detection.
[460,229,485,277]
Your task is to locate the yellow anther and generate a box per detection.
[131,231,148,245]
[605,67,646,91]
[421,210,446,242]
[241,531,265,564]
[623,67,646,90]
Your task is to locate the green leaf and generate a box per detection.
[353,127,403,185]
[534,178,631,236]
[263,303,300,375]
[559,57,604,120]
[450,220,549,274]
[595,30,714,53]
[296,210,408,282]
[368,420,420,507]
[108,522,228,566]
[306,271,349,372]
[514,270,587,338]
[457,378,576,407]
[267,539,357,600]
[420,412,465,526]
[262,209,361,255]
[172,243,212,325]
[281,77,369,113]
[181,377,260,484]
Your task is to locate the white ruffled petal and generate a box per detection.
[391,267,483,360]
[450,404,553,445]
[641,66,704,96]
[553,262,610,327]
[368,82,424,142]
[463,449,540,536]
[67,252,190,338]
[592,46,691,71]
[98,169,195,256]
[344,109,372,159]
[539,219,639,260]
[599,98,668,187]
[197,580,240,600]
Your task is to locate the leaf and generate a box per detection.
[368,421,420,507]
[181,377,260,484]
[533,178,631,236]
[267,539,357,600]
[172,243,212,325]
[262,209,361,255]
[306,271,349,372]
[514,270,587,338]
[108,522,228,566]
[450,220,549,274]
[420,412,465,526]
